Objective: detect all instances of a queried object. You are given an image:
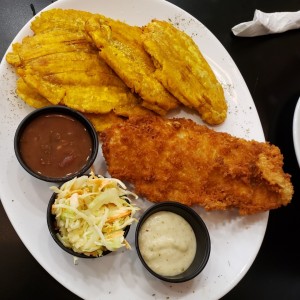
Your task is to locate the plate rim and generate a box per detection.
[293,97,300,166]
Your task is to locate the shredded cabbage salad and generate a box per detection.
[50,172,139,257]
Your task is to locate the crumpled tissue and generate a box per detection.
[232,10,300,37]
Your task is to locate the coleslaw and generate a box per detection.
[50,172,139,257]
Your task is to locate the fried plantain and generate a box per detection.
[7,9,230,132]
[85,15,179,115]
[6,9,144,119]
[30,9,94,34]
[84,112,126,133]
[16,78,51,108]
[142,20,227,125]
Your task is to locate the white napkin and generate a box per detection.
[232,10,300,37]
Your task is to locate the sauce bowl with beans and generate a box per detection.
[135,202,211,283]
[14,106,98,182]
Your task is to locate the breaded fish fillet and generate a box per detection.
[142,20,227,125]
[85,15,179,115]
[101,116,293,215]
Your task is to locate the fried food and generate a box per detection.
[85,15,179,115]
[30,8,94,34]
[101,116,293,215]
[16,78,51,108]
[7,28,140,109]
[84,112,126,133]
[7,8,230,130]
[6,9,152,123]
[142,20,227,125]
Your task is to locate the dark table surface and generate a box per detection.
[1,0,300,299]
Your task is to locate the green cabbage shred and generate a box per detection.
[50,172,139,257]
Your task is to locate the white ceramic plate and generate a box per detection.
[0,0,268,299]
[293,97,300,166]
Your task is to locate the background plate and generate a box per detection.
[293,97,300,166]
[0,0,268,299]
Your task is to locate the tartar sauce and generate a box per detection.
[138,211,197,276]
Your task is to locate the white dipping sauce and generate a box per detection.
[138,211,197,276]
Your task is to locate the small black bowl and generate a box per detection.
[135,201,210,283]
[14,106,98,182]
[47,189,131,258]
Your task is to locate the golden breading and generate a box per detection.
[142,20,227,125]
[85,15,179,115]
[101,116,293,215]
